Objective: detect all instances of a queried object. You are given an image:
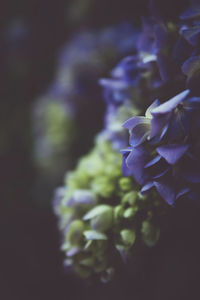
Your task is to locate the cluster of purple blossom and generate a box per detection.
[101,0,200,206]
[53,0,200,282]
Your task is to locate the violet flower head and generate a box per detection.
[178,2,200,92]
[122,89,200,205]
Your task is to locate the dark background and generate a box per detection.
[1,1,199,300]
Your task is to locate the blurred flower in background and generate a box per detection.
[32,23,139,204]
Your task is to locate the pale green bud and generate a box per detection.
[80,257,95,267]
[114,205,124,222]
[141,220,160,247]
[83,230,107,241]
[83,205,113,232]
[120,229,136,247]
[91,177,115,198]
[123,207,138,219]
[66,219,85,246]
[118,177,133,192]
[122,191,138,206]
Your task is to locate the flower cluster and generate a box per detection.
[99,14,182,112]
[178,1,200,92]
[122,89,200,205]
[53,0,200,285]
[33,97,75,176]
[33,23,138,181]
[54,135,163,281]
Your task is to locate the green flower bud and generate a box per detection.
[66,219,85,246]
[80,257,95,267]
[120,229,136,247]
[83,205,113,232]
[123,207,138,218]
[114,205,124,222]
[141,220,160,247]
[45,101,74,149]
[122,191,138,206]
[91,177,115,198]
[137,192,147,201]
[118,177,133,192]
[83,230,107,241]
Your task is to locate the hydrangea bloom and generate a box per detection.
[33,24,138,177]
[33,97,75,177]
[99,13,184,112]
[178,1,200,92]
[33,24,139,200]
[122,89,200,205]
[54,135,163,282]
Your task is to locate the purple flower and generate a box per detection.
[122,90,200,205]
[178,2,200,92]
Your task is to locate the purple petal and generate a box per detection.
[123,116,149,130]
[99,78,129,90]
[126,146,150,185]
[129,123,150,147]
[111,55,137,79]
[145,155,162,168]
[156,144,189,165]
[151,90,190,115]
[141,182,154,194]
[150,114,170,138]
[180,7,200,20]
[154,180,175,205]
[152,167,170,179]
[182,55,200,77]
[145,155,169,179]
[176,187,190,199]
[145,99,160,118]
[121,148,132,176]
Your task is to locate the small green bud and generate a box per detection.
[137,192,147,201]
[141,220,160,247]
[80,257,95,267]
[66,220,85,245]
[83,205,113,232]
[91,177,115,198]
[120,229,136,247]
[83,230,107,241]
[122,191,138,206]
[118,177,133,192]
[114,205,124,222]
[123,207,138,218]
